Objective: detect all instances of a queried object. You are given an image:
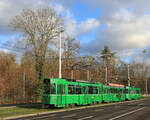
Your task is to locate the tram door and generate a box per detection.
[83,86,87,104]
[58,84,66,106]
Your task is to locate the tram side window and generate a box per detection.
[125,89,128,94]
[83,86,87,94]
[50,83,56,94]
[131,90,134,94]
[120,89,122,94]
[68,85,76,94]
[134,90,136,94]
[104,89,106,94]
[88,86,92,94]
[103,89,105,94]
[110,89,114,94]
[113,89,116,94]
[115,89,117,93]
[122,89,125,94]
[137,90,139,94]
[108,89,110,94]
[112,89,116,94]
[105,89,108,94]
[93,87,98,94]
[76,85,82,94]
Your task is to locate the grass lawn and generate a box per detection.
[0,105,52,119]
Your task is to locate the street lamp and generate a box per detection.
[142,49,148,95]
[59,29,64,79]
[127,64,130,86]
[101,54,111,83]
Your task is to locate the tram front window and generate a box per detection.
[44,79,50,94]
[50,83,56,94]
[43,79,56,94]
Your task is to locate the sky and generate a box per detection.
[0,0,150,63]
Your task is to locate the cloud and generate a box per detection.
[0,0,99,37]
[65,17,100,37]
[50,3,100,41]
[0,0,49,35]
[1,0,150,62]
[51,0,78,9]
[82,7,150,59]
[84,0,150,18]
[77,18,100,35]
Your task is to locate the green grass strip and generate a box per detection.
[0,106,50,119]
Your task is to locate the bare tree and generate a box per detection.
[63,37,80,69]
[100,45,116,83]
[10,7,63,98]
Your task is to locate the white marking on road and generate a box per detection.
[138,103,144,106]
[108,107,147,120]
[31,114,56,119]
[48,114,56,117]
[78,116,94,120]
[61,114,76,118]
[115,106,120,108]
[95,109,104,112]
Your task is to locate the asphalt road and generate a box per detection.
[10,98,150,120]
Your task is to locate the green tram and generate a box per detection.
[125,86,141,100]
[42,78,141,108]
[102,85,126,102]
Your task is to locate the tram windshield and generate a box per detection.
[43,79,56,94]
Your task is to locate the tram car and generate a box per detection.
[42,78,141,108]
[125,86,141,100]
[102,83,126,102]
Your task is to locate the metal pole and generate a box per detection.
[145,68,148,96]
[128,64,130,86]
[23,72,25,98]
[87,70,90,80]
[146,77,148,96]
[59,31,62,78]
[105,65,107,83]
[71,70,73,79]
